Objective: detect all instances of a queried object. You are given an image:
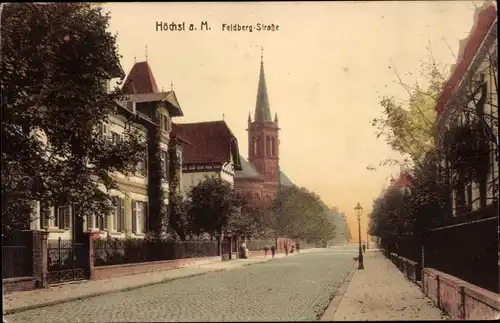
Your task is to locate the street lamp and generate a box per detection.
[354,202,364,270]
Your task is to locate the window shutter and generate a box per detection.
[63,205,71,230]
[41,202,50,229]
[87,214,94,231]
[143,202,149,233]
[131,200,137,233]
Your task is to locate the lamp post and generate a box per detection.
[354,202,364,270]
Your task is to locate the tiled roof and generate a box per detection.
[435,2,497,116]
[122,61,159,94]
[175,121,242,170]
[171,123,193,146]
[235,156,263,180]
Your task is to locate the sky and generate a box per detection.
[103,1,482,240]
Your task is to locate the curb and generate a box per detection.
[320,261,358,321]
[3,269,226,315]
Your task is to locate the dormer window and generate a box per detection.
[159,114,171,132]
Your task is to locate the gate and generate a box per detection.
[47,238,89,284]
[221,239,231,261]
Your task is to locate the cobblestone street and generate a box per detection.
[5,247,356,322]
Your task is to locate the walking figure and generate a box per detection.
[296,242,300,253]
[270,245,276,258]
[284,243,289,256]
[362,244,366,253]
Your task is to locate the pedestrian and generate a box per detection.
[240,241,248,259]
[263,246,269,257]
[362,243,366,253]
[284,243,289,256]
[296,242,300,253]
[270,245,276,258]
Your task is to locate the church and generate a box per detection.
[234,53,295,201]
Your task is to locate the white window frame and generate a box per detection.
[135,201,143,234]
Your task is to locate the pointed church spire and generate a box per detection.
[254,47,272,123]
[274,112,279,124]
[248,111,252,122]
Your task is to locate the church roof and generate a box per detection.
[235,156,295,187]
[122,61,159,94]
[174,121,242,170]
[235,156,263,180]
[254,57,273,123]
[279,171,295,187]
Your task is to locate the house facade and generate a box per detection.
[173,121,242,196]
[30,60,185,240]
[234,54,295,202]
[435,2,498,215]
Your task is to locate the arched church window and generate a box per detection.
[257,137,262,155]
[252,137,257,156]
[254,193,260,201]
[266,136,271,156]
[271,137,276,156]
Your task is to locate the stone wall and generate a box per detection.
[422,268,500,320]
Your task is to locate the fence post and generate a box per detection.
[459,285,466,319]
[436,274,441,308]
[85,232,97,280]
[32,230,49,288]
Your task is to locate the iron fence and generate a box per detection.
[2,246,33,279]
[94,239,219,266]
[380,203,499,293]
[424,204,499,293]
[2,230,33,279]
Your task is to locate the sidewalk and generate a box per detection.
[3,248,321,315]
[321,251,449,321]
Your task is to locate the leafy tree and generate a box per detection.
[167,191,190,240]
[186,176,239,237]
[372,58,445,166]
[231,194,271,239]
[1,3,145,234]
[271,186,336,244]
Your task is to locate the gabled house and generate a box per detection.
[173,121,243,195]
[31,59,186,240]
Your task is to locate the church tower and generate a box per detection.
[247,49,280,198]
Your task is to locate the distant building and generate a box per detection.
[234,53,295,202]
